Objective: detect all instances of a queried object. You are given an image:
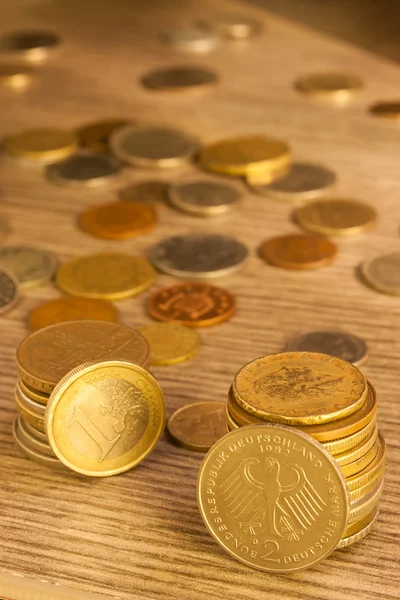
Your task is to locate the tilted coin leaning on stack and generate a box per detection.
[13,320,166,475]
[197,351,384,571]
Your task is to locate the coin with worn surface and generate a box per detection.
[197,423,349,572]
[16,320,150,394]
[361,252,400,295]
[233,352,367,426]
[13,419,64,469]
[4,128,78,163]
[29,296,118,331]
[17,416,54,457]
[0,30,60,62]
[285,330,368,366]
[79,201,156,240]
[250,163,336,202]
[46,152,122,188]
[77,119,130,153]
[149,233,248,278]
[45,360,165,476]
[168,179,241,216]
[161,27,220,53]
[141,66,219,92]
[294,72,364,100]
[196,15,261,39]
[119,180,169,205]
[139,323,199,365]
[0,245,57,288]
[0,268,19,314]
[259,233,337,270]
[0,64,34,88]
[148,282,236,327]
[168,402,227,451]
[200,135,291,181]
[110,125,200,168]
[19,380,49,405]
[57,253,155,300]
[295,198,377,237]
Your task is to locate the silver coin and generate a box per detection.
[161,27,220,53]
[110,125,200,168]
[249,162,336,202]
[0,246,58,288]
[46,152,122,188]
[119,180,169,205]
[0,267,19,314]
[149,233,248,278]
[168,179,241,216]
[285,330,368,367]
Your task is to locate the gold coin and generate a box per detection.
[349,468,384,503]
[225,404,240,431]
[168,402,227,451]
[17,320,150,394]
[233,352,367,426]
[16,382,46,415]
[196,16,262,40]
[197,423,349,572]
[141,66,219,93]
[346,433,385,492]
[338,507,378,548]
[347,480,383,524]
[369,101,400,120]
[56,252,155,300]
[16,416,54,457]
[340,440,378,478]
[0,64,34,88]
[323,417,376,456]
[139,323,200,365]
[334,426,377,467]
[168,178,241,216]
[29,296,118,331]
[110,124,200,168]
[361,252,400,296]
[45,360,165,476]
[0,245,57,288]
[294,72,363,101]
[77,119,130,153]
[0,30,60,63]
[15,390,45,432]
[13,418,64,470]
[161,27,220,53]
[119,180,169,205]
[19,379,49,405]
[295,198,377,237]
[46,152,122,188]
[79,201,156,240]
[22,418,49,443]
[4,128,78,163]
[200,135,291,180]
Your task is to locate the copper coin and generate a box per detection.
[148,282,236,327]
[46,152,122,188]
[77,119,130,153]
[140,66,219,92]
[79,201,156,240]
[259,233,337,270]
[0,267,19,314]
[16,320,150,394]
[285,330,368,366]
[29,296,119,331]
[119,180,169,205]
[167,402,227,452]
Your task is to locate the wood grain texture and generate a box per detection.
[0,0,399,598]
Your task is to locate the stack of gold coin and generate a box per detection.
[13,320,156,473]
[225,352,385,550]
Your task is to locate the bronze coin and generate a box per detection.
[148,282,236,327]
[77,119,130,153]
[0,267,19,314]
[79,201,156,239]
[285,330,368,366]
[28,296,119,331]
[167,402,227,451]
[119,180,168,205]
[259,233,337,270]
[140,66,219,92]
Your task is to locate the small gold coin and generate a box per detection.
[294,72,364,101]
[45,360,165,477]
[338,507,378,548]
[361,252,400,295]
[17,416,54,457]
[340,441,377,478]
[295,198,377,237]
[141,66,219,93]
[77,119,130,153]
[29,296,118,331]
[79,202,156,240]
[4,128,78,163]
[249,162,336,202]
[285,330,368,367]
[110,124,200,168]
[369,101,400,120]
[0,30,60,63]
[334,426,378,467]
[347,433,385,492]
[168,178,241,216]
[46,152,122,188]
[200,135,291,180]
[197,423,349,572]
[56,253,155,300]
[139,323,199,365]
[233,352,367,426]
[0,245,57,288]
[161,27,220,53]
[196,15,262,39]
[19,379,49,405]
[0,64,34,88]
[0,267,19,314]
[168,402,227,451]
[323,417,376,456]
[259,233,337,270]
[13,418,64,470]
[119,180,169,205]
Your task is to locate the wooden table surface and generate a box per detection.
[0,0,399,598]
